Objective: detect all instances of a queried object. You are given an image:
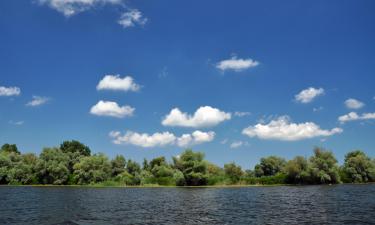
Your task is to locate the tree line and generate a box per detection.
[0,141,374,186]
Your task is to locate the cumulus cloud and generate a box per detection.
[295,87,324,103]
[242,116,342,141]
[109,131,176,147]
[177,131,215,147]
[0,86,21,96]
[234,111,251,117]
[97,75,141,92]
[162,106,231,128]
[216,56,259,72]
[26,96,50,106]
[90,100,134,118]
[344,98,365,109]
[37,0,123,17]
[110,130,215,148]
[118,9,147,28]
[338,112,375,123]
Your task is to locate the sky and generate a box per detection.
[1,0,375,169]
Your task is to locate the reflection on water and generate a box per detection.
[0,185,374,225]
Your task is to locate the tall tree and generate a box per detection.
[1,144,20,154]
[173,149,208,186]
[309,147,340,184]
[36,148,69,185]
[60,140,91,173]
[342,150,375,183]
[254,156,286,177]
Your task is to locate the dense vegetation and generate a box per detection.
[1,141,374,186]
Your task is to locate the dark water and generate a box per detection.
[0,185,374,225]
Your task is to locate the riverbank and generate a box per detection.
[2,182,374,189]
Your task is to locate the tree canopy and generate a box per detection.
[0,142,374,186]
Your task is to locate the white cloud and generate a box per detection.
[295,87,324,103]
[313,106,324,112]
[0,86,21,96]
[118,9,147,28]
[234,111,251,117]
[97,75,141,92]
[37,0,123,17]
[110,131,176,148]
[26,96,50,107]
[230,141,243,149]
[216,56,259,72]
[338,112,375,123]
[110,130,215,148]
[177,131,215,147]
[90,100,134,118]
[220,139,228,144]
[162,106,231,128]
[344,98,365,109]
[242,116,342,141]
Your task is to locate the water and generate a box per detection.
[0,184,374,225]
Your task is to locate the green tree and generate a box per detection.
[73,153,111,184]
[60,140,91,173]
[0,152,12,184]
[173,150,208,186]
[284,156,310,184]
[36,148,70,185]
[110,155,126,177]
[309,147,340,184]
[254,156,286,177]
[224,162,244,184]
[8,153,38,184]
[1,144,20,154]
[115,159,142,185]
[342,150,375,183]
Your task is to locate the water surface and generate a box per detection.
[0,184,374,225]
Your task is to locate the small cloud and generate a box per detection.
[158,67,168,79]
[9,120,24,126]
[242,116,342,141]
[234,111,251,117]
[37,0,123,17]
[26,96,50,107]
[162,106,231,128]
[109,130,215,148]
[338,112,375,123]
[97,75,141,92]
[118,9,147,28]
[216,56,259,72]
[0,86,21,96]
[295,87,324,103]
[176,131,215,147]
[344,98,365,109]
[220,139,228,145]
[90,100,135,118]
[313,106,324,112]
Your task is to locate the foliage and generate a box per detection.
[224,162,244,184]
[254,156,286,177]
[284,156,310,184]
[60,140,91,173]
[73,153,111,184]
[173,150,209,186]
[0,142,374,186]
[36,148,70,185]
[308,147,340,184]
[342,150,375,183]
[1,144,20,154]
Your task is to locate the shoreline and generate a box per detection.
[1,183,374,189]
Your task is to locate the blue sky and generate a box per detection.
[1,0,375,168]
